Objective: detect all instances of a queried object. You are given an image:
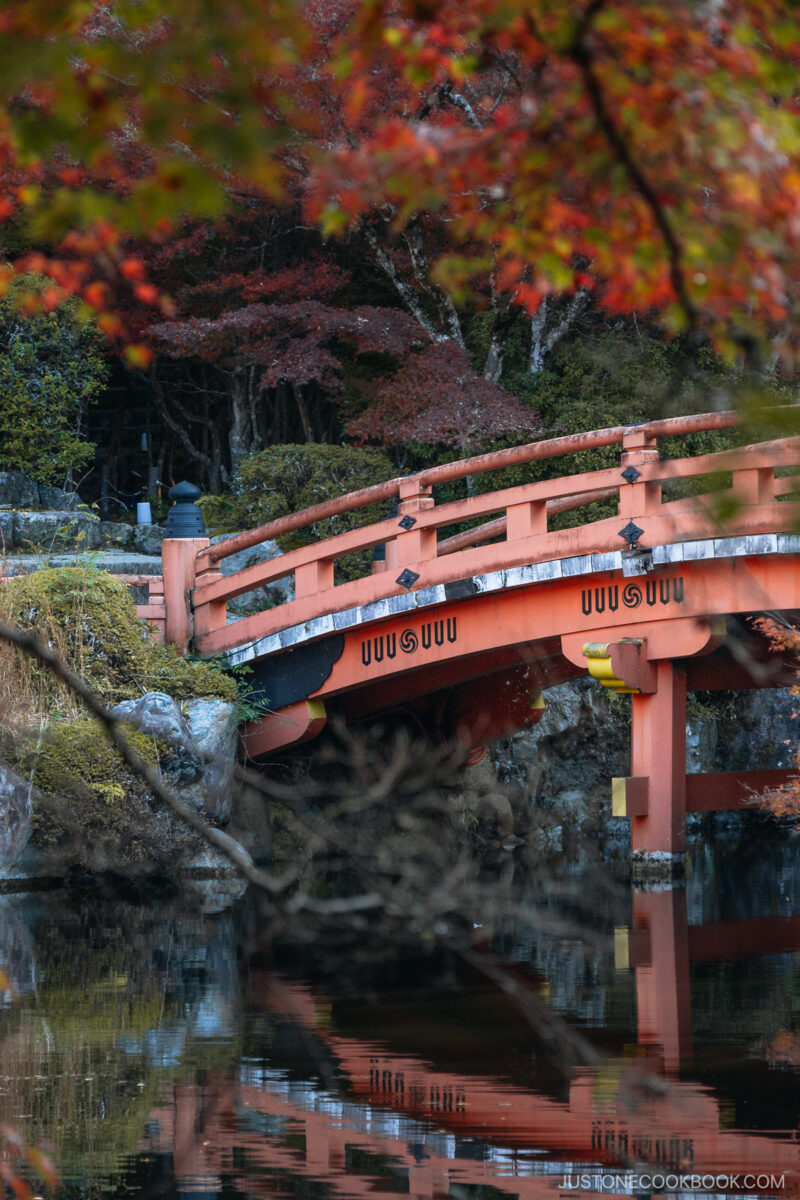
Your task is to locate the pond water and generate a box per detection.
[0,829,799,1200]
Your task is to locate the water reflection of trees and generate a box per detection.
[0,897,241,1183]
[2,837,800,1195]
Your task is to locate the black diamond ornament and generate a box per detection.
[398,514,417,530]
[396,568,420,589]
[619,520,644,548]
[621,465,641,484]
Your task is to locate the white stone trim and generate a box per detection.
[222,536,795,666]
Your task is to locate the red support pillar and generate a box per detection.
[173,1084,221,1194]
[630,660,687,858]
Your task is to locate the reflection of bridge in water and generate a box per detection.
[148,410,800,863]
[140,895,800,1198]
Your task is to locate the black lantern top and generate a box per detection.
[164,481,206,538]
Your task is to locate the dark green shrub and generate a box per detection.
[200,442,397,579]
[0,277,107,484]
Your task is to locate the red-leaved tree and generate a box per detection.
[4,1,800,367]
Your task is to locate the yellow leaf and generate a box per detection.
[124,344,153,369]
[729,172,760,206]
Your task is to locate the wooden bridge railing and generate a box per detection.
[174,410,800,657]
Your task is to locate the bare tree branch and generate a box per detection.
[361,225,444,343]
[0,627,643,1081]
[441,82,483,130]
[0,620,285,894]
[569,13,699,333]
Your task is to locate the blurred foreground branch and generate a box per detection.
[0,619,621,1075]
[0,619,283,894]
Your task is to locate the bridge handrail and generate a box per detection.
[190,433,799,612]
[203,409,743,565]
[192,478,624,607]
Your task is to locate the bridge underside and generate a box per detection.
[238,551,800,863]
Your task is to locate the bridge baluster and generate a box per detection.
[506,499,547,540]
[731,466,775,505]
[295,559,335,599]
[619,428,662,518]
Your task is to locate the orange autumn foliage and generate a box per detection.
[0,1,799,361]
[750,615,800,823]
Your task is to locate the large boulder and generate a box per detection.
[0,471,39,508]
[0,471,79,512]
[110,691,239,823]
[132,524,166,556]
[13,510,100,552]
[180,699,239,824]
[111,692,203,784]
[0,511,15,553]
[37,484,80,511]
[0,765,33,874]
[97,521,136,550]
[214,535,294,613]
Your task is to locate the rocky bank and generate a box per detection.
[487,676,798,855]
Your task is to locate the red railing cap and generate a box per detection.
[203,408,747,564]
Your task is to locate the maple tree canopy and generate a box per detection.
[1,0,800,366]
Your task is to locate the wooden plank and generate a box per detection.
[685,768,796,811]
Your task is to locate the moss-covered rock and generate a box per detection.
[1,565,237,718]
[28,720,155,845]
[0,566,242,873]
[23,719,209,868]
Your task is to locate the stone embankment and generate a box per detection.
[0,470,294,613]
[0,469,164,579]
[491,677,797,856]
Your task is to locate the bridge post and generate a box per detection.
[161,482,209,653]
[630,888,692,1077]
[630,660,687,863]
[396,477,436,566]
[619,427,661,517]
[162,538,209,651]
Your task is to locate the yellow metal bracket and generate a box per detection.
[582,638,657,694]
[583,642,637,693]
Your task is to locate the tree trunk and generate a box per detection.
[292,383,315,443]
[530,291,589,374]
[229,366,252,474]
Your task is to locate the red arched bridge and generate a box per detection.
[144,409,800,863]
